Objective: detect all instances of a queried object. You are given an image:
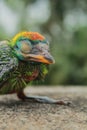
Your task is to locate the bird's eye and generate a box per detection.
[20,40,32,54]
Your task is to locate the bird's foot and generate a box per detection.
[27,96,71,106]
[17,91,71,105]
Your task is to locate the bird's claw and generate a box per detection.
[55,100,72,106]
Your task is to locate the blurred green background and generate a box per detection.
[0,0,87,85]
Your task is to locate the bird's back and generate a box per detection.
[0,41,18,94]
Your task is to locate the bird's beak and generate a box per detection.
[28,53,55,64]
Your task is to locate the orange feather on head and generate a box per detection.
[24,32,45,41]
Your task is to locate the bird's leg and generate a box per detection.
[17,91,71,105]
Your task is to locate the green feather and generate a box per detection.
[0,61,48,94]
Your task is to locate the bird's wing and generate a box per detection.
[0,41,18,85]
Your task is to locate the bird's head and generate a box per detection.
[10,31,55,64]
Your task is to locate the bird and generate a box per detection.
[0,31,69,105]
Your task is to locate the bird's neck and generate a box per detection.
[18,61,40,82]
[18,61,49,82]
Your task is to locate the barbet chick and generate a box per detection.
[0,31,70,105]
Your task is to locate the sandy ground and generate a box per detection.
[0,86,87,130]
